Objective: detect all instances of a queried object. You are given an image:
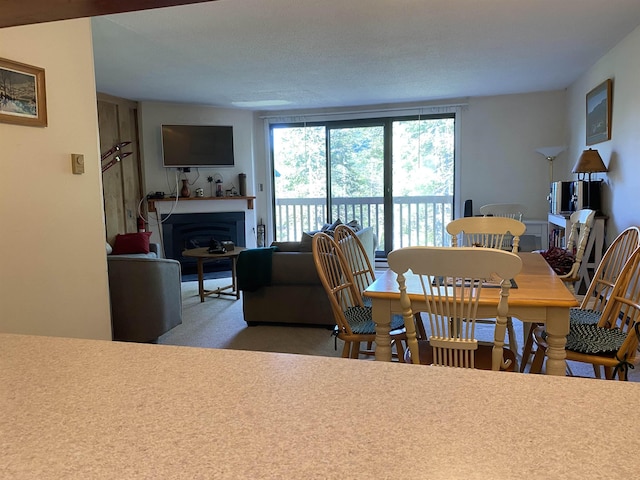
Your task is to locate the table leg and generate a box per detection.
[544,306,569,376]
[197,258,205,303]
[231,256,239,300]
[372,298,393,361]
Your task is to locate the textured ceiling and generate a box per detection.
[91,0,640,111]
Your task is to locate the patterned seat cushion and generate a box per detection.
[343,306,405,334]
[565,323,627,355]
[569,308,601,325]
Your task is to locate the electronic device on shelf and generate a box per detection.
[550,180,601,214]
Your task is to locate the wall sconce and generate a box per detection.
[535,145,566,183]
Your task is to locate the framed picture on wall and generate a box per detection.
[586,78,612,145]
[0,57,47,127]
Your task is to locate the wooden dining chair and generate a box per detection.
[334,224,376,296]
[446,216,526,359]
[312,232,408,360]
[387,246,522,371]
[446,216,527,252]
[529,246,640,380]
[555,209,596,295]
[334,224,428,341]
[479,203,526,222]
[521,226,640,372]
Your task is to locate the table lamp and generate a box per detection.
[572,148,608,209]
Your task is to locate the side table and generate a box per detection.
[182,247,247,302]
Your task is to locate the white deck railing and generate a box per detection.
[275,195,453,252]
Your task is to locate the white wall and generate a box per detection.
[138,102,257,248]
[459,91,567,220]
[0,20,112,339]
[565,24,640,239]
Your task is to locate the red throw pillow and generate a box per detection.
[112,232,152,255]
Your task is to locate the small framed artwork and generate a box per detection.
[0,57,47,127]
[586,78,612,145]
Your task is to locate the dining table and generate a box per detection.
[364,252,579,375]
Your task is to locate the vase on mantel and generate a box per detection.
[180,179,191,198]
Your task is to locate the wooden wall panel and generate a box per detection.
[97,93,142,244]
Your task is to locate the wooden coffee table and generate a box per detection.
[182,247,247,302]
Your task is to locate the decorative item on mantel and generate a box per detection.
[238,173,247,196]
[210,173,224,197]
[180,179,191,198]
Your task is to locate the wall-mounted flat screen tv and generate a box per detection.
[161,124,235,168]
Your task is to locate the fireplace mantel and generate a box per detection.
[148,196,255,212]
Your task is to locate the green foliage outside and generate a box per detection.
[271,117,454,246]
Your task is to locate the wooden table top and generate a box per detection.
[182,246,246,259]
[365,252,578,309]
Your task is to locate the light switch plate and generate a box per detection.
[71,154,84,174]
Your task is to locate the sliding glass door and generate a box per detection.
[271,114,455,255]
[328,123,385,243]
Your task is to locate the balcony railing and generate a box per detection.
[275,195,454,252]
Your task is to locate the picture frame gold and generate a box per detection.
[0,57,47,127]
[586,78,612,145]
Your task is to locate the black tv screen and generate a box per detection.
[161,124,235,168]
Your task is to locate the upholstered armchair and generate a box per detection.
[107,255,182,342]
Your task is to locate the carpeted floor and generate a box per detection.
[159,276,640,380]
[158,278,342,358]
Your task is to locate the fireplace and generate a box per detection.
[161,212,246,273]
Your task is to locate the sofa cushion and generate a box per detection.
[112,232,152,255]
[300,232,315,251]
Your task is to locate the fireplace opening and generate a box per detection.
[161,212,246,275]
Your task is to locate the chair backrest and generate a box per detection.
[446,216,527,252]
[561,209,596,284]
[334,225,376,294]
[479,203,526,222]
[387,246,522,370]
[595,246,640,365]
[312,232,362,334]
[581,226,640,312]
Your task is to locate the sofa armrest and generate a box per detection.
[107,256,182,342]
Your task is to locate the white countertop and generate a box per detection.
[1,333,638,479]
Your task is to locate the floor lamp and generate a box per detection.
[571,148,608,210]
[536,146,566,209]
[536,145,566,184]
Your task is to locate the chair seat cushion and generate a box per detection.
[344,306,405,334]
[569,308,601,325]
[564,323,627,354]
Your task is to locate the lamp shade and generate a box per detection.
[572,148,608,174]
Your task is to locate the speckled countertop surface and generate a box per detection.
[1,333,639,479]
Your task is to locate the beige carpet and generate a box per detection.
[157,278,342,358]
[159,277,640,381]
